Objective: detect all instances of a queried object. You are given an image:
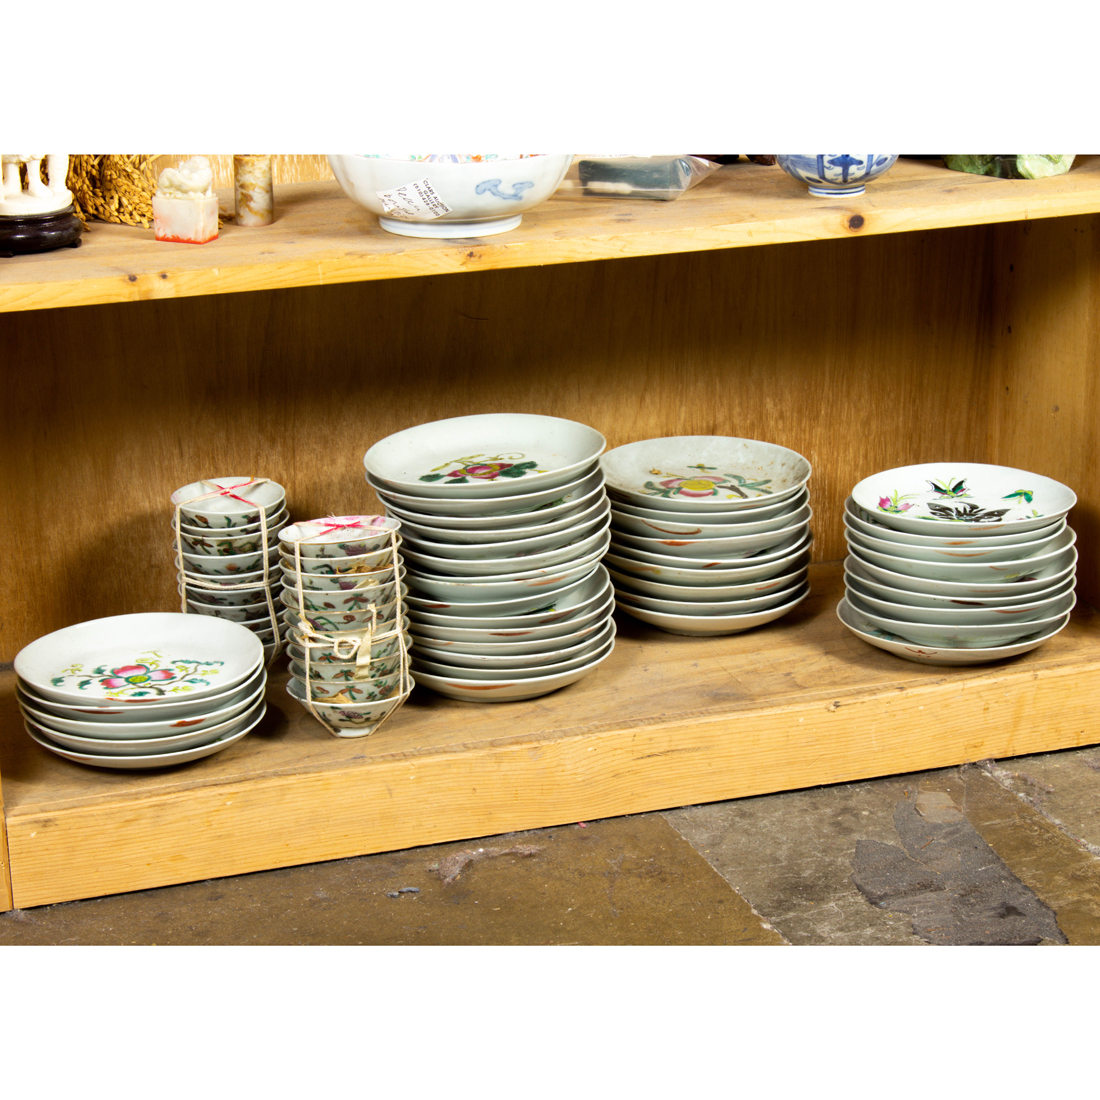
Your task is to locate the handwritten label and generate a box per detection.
[375,178,451,220]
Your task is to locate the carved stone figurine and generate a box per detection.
[0,153,82,255]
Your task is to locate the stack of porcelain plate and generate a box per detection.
[278,515,413,736]
[839,462,1078,665]
[14,613,267,769]
[602,436,814,635]
[363,412,617,701]
[171,476,288,661]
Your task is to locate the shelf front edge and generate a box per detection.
[7,654,1100,909]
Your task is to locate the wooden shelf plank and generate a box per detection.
[5,157,1100,314]
[3,562,1099,908]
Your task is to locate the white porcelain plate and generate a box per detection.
[600,436,811,512]
[615,585,810,636]
[851,463,1076,536]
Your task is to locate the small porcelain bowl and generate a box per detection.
[291,669,403,703]
[777,154,898,197]
[843,519,1066,565]
[279,547,396,575]
[380,470,607,528]
[278,562,398,592]
[611,500,809,540]
[176,543,280,576]
[286,628,409,667]
[364,413,606,500]
[846,576,1076,627]
[615,585,810,637]
[15,612,264,707]
[845,528,1076,584]
[287,652,404,682]
[280,579,400,613]
[181,576,275,605]
[286,677,412,737]
[328,153,573,238]
[187,597,277,622]
[843,497,1064,549]
[278,516,401,558]
[843,590,1075,649]
[178,518,288,557]
[176,506,289,539]
[612,514,810,560]
[279,592,404,633]
[836,599,1070,667]
[612,488,809,527]
[601,436,811,513]
[171,476,286,529]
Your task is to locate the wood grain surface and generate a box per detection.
[0,222,1008,659]
[4,564,1100,908]
[5,157,1100,314]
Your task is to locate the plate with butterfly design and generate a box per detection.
[851,463,1076,537]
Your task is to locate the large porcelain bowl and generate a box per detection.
[328,154,573,239]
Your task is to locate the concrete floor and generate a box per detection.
[5,742,1100,945]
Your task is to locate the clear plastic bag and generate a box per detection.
[576,155,720,201]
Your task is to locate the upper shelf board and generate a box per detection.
[3,156,1100,314]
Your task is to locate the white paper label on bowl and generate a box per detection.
[375,179,451,220]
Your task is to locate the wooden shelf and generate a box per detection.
[3,562,1099,908]
[6,157,1100,313]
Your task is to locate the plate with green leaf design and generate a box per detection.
[851,463,1076,537]
[600,437,811,513]
[363,414,606,499]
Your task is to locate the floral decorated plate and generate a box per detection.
[615,585,810,636]
[24,702,265,769]
[411,637,615,702]
[837,598,1071,665]
[611,512,810,560]
[851,463,1076,536]
[278,516,401,558]
[843,557,1074,610]
[607,563,807,603]
[413,629,613,681]
[600,436,811,513]
[605,536,812,588]
[401,527,610,578]
[614,580,805,618]
[405,557,603,612]
[612,488,809,527]
[410,603,611,655]
[379,470,607,529]
[363,414,606,499]
[843,497,1064,549]
[843,518,1067,564]
[611,500,810,541]
[16,612,264,707]
[171,477,286,529]
[23,697,267,756]
[413,616,614,669]
[610,529,807,570]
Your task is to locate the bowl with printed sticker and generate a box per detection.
[850,463,1076,537]
[601,436,811,513]
[327,154,574,239]
[364,413,605,500]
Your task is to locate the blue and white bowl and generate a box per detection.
[777,154,898,197]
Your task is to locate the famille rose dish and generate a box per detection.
[837,599,1072,666]
[843,518,1067,565]
[171,476,286,529]
[285,677,412,737]
[15,613,263,707]
[600,436,811,512]
[612,488,809,527]
[605,536,813,588]
[615,585,810,637]
[611,499,810,540]
[278,516,401,558]
[363,414,605,500]
[850,463,1076,537]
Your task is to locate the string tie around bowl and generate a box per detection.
[292,526,411,737]
[173,478,282,665]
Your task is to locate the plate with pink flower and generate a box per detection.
[15,612,264,706]
[600,436,811,513]
[851,462,1076,537]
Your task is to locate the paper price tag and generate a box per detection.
[375,178,451,220]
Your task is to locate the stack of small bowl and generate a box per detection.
[171,476,288,661]
[839,462,1078,665]
[278,515,413,736]
[602,436,814,636]
[14,612,267,769]
[363,412,617,701]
